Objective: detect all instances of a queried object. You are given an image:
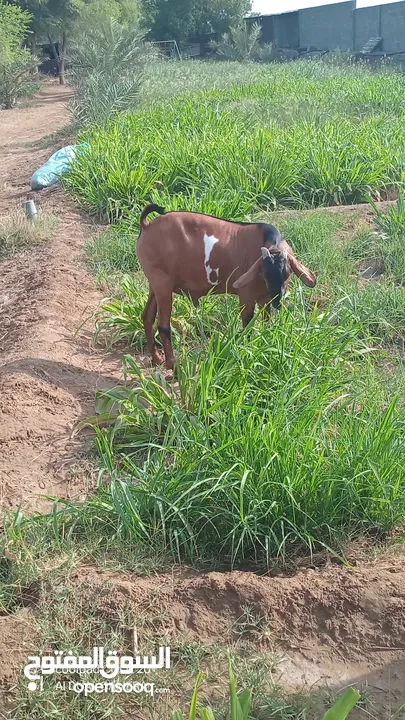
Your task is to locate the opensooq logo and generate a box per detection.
[23,646,171,693]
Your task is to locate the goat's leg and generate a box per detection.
[239,294,256,328]
[143,289,162,366]
[257,301,272,320]
[155,290,175,370]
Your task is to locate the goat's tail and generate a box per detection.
[139,203,166,232]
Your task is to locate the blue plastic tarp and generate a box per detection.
[30,144,87,190]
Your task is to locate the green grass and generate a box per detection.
[172,666,360,720]
[83,218,140,288]
[26,296,405,569]
[64,59,405,222]
[54,203,405,570]
[371,192,405,279]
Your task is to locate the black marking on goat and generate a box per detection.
[158,326,172,341]
[263,224,282,247]
[261,252,288,310]
[242,312,255,328]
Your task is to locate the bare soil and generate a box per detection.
[0,81,123,512]
[0,80,404,718]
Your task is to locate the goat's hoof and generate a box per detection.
[165,360,176,378]
[151,353,164,366]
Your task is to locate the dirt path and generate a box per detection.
[0,81,123,512]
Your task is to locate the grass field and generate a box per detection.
[57,206,405,571]
[61,59,405,570]
[65,59,405,222]
[2,57,405,718]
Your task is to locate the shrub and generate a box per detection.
[68,17,153,125]
[211,22,262,62]
[0,1,39,109]
[211,21,277,64]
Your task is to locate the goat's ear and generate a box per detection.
[233,256,263,289]
[288,255,316,288]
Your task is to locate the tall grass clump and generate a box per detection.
[371,194,405,279]
[47,299,405,568]
[83,218,140,287]
[65,60,405,220]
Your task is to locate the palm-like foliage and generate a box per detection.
[0,1,39,109]
[68,18,153,125]
[211,22,275,62]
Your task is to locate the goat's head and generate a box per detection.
[233,243,316,309]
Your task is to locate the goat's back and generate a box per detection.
[137,211,272,296]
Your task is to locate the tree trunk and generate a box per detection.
[30,33,39,77]
[48,33,66,85]
[58,57,65,84]
[59,31,67,85]
[30,33,37,56]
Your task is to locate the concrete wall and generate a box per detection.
[354,6,380,52]
[298,1,353,50]
[274,12,299,48]
[252,15,274,45]
[250,0,405,54]
[381,1,405,53]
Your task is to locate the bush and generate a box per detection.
[68,17,154,125]
[0,56,39,109]
[211,21,276,63]
[0,1,39,109]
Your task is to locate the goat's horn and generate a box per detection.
[261,247,271,258]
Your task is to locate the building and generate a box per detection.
[247,0,405,54]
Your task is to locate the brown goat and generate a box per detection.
[137,204,316,370]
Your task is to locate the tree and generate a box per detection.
[10,0,141,84]
[199,0,253,37]
[141,0,252,47]
[0,1,39,108]
[9,0,77,83]
[73,0,140,30]
[7,0,46,57]
[210,20,276,63]
[43,0,79,84]
[68,16,151,125]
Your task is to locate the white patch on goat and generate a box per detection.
[203,233,220,285]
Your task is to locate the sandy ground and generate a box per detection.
[0,80,404,719]
[0,81,124,512]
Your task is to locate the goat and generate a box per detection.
[136,203,316,370]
